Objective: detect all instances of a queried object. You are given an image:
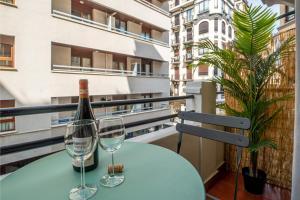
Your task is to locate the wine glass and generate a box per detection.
[98,117,125,187]
[65,119,98,200]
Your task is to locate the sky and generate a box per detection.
[247,0,280,32]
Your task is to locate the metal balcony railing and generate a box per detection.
[52,10,168,47]
[183,17,194,25]
[171,39,180,46]
[184,53,194,62]
[0,95,194,156]
[52,65,169,78]
[171,56,180,64]
[183,36,194,44]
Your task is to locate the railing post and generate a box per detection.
[292,2,299,200]
[185,80,216,114]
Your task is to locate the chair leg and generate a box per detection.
[234,146,242,200]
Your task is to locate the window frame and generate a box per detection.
[199,21,209,35]
[0,99,16,133]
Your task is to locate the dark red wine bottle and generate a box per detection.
[72,79,99,172]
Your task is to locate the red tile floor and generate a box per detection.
[206,172,291,200]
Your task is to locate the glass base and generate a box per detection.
[100,174,125,187]
[69,184,97,200]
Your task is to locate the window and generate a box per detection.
[186,9,193,21]
[198,48,208,55]
[175,32,180,43]
[115,18,127,31]
[142,26,151,40]
[199,21,209,34]
[228,26,232,38]
[175,0,180,6]
[214,0,218,8]
[113,54,127,70]
[198,64,208,75]
[222,21,226,34]
[174,14,180,26]
[285,6,295,22]
[199,0,209,14]
[186,28,193,41]
[0,35,14,68]
[0,100,15,132]
[214,18,218,32]
[71,48,92,68]
[71,0,92,20]
[0,0,15,5]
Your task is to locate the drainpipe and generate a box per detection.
[292,3,299,200]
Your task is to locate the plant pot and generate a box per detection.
[242,167,266,195]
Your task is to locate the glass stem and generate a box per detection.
[81,157,86,189]
[111,152,115,177]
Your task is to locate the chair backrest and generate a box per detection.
[176,111,251,200]
[176,111,250,147]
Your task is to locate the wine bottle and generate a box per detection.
[72,79,99,172]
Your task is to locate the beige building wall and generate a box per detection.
[52,0,71,14]
[51,45,71,66]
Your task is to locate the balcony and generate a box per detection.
[171,21,180,31]
[183,35,194,45]
[183,17,194,26]
[51,10,168,48]
[134,0,170,16]
[171,73,180,81]
[182,72,193,81]
[171,56,180,64]
[169,0,194,12]
[171,39,180,47]
[183,53,194,62]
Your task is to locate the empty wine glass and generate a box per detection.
[98,117,125,187]
[65,119,98,200]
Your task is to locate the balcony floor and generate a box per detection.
[207,172,291,200]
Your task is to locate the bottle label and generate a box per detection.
[80,89,89,98]
[72,137,94,167]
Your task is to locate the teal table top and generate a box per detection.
[0,142,205,200]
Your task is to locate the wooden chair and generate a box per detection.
[176,111,250,200]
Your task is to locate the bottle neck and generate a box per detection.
[80,88,89,99]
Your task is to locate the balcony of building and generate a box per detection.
[171,38,180,48]
[183,16,194,27]
[182,69,193,81]
[51,43,168,79]
[169,0,194,12]
[183,51,194,63]
[0,35,15,71]
[171,55,180,65]
[51,0,169,48]
[134,0,170,15]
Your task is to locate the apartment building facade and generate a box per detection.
[278,3,295,32]
[169,0,242,100]
[0,0,170,165]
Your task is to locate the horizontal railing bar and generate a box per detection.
[0,114,178,156]
[277,10,295,20]
[0,96,194,117]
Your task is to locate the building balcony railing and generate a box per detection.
[171,56,180,64]
[52,10,169,47]
[51,65,169,78]
[170,0,194,12]
[183,17,194,26]
[183,36,194,44]
[183,53,194,62]
[182,73,193,81]
[0,0,15,6]
[171,39,180,47]
[171,21,180,30]
[171,74,180,81]
[52,105,169,126]
[134,0,170,16]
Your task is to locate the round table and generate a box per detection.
[0,142,205,200]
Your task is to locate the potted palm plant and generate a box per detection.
[194,6,294,194]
